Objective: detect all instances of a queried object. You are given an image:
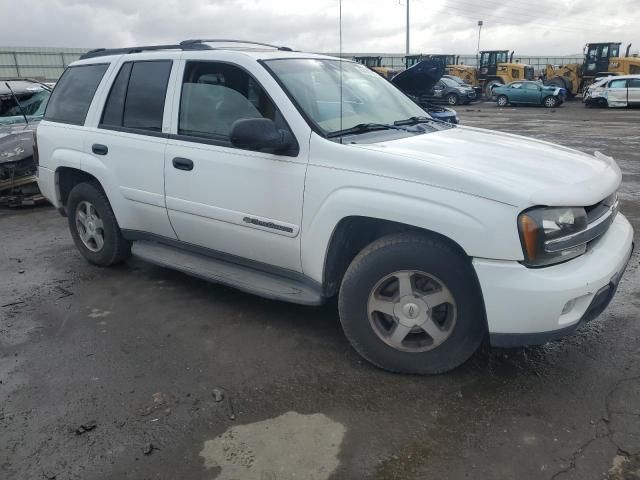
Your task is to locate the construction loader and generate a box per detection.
[544,42,640,97]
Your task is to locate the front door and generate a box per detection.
[522,83,542,104]
[606,78,629,107]
[163,59,307,272]
[627,78,640,105]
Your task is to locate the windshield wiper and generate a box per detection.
[326,122,408,138]
[393,116,436,126]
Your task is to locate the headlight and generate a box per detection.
[518,207,588,267]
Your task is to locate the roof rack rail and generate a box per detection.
[180,39,293,51]
[79,42,212,60]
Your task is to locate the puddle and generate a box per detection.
[200,411,345,480]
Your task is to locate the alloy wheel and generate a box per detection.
[75,200,105,252]
[367,270,457,352]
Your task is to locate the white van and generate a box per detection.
[584,74,640,107]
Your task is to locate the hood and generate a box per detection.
[351,126,620,208]
[0,122,37,166]
[391,59,444,95]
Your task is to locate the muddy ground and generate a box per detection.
[1,100,640,480]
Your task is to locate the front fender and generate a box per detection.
[300,166,524,284]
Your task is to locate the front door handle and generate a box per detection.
[92,144,108,155]
[172,157,194,171]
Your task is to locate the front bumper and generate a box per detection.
[473,213,634,347]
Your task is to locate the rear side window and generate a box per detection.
[628,79,640,88]
[100,60,172,133]
[44,63,108,125]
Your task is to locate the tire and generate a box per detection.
[485,80,503,99]
[496,95,509,107]
[543,96,558,108]
[446,93,459,106]
[67,182,131,266]
[338,232,486,375]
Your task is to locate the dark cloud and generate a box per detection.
[2,0,638,55]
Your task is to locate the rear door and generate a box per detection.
[606,78,628,107]
[82,55,180,239]
[627,78,640,105]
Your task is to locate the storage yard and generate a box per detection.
[2,99,639,479]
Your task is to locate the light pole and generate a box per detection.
[406,0,410,55]
[477,20,483,64]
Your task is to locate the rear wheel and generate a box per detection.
[496,95,509,107]
[67,182,131,266]
[446,93,460,106]
[338,232,486,374]
[543,95,558,108]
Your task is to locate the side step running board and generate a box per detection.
[131,240,324,306]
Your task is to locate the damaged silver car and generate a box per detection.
[1,79,51,206]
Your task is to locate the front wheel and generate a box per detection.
[338,233,486,374]
[446,93,459,105]
[67,182,131,266]
[543,96,558,108]
[496,95,509,107]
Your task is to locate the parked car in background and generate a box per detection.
[443,75,483,97]
[493,81,565,108]
[0,79,52,206]
[391,58,460,123]
[36,41,633,374]
[584,75,640,108]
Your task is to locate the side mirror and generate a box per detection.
[230,118,295,154]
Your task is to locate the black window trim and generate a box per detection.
[170,59,299,157]
[98,59,174,138]
[43,62,110,126]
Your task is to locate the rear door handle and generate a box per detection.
[92,144,108,155]
[172,157,194,171]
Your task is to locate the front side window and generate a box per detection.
[511,83,523,89]
[0,87,50,126]
[524,83,539,90]
[44,63,108,125]
[440,78,459,88]
[101,60,172,132]
[609,79,628,89]
[178,61,287,145]
[264,59,430,136]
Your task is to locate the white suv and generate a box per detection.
[36,40,633,374]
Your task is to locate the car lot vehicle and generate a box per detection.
[391,59,459,123]
[392,59,470,110]
[1,79,51,205]
[443,75,482,96]
[493,81,565,108]
[583,75,640,108]
[37,40,634,374]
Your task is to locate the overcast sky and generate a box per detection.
[3,0,639,55]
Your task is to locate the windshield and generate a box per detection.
[264,59,430,136]
[0,88,51,126]
[441,77,461,88]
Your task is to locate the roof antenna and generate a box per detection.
[339,0,343,144]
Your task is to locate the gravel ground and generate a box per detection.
[1,100,640,480]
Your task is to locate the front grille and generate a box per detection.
[544,193,618,253]
[585,193,617,223]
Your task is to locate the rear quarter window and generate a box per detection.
[44,63,109,125]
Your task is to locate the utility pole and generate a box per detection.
[406,0,410,55]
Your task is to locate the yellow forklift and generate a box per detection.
[544,43,640,97]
